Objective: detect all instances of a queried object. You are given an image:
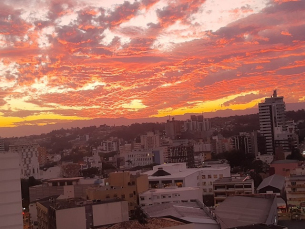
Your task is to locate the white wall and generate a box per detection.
[93,201,129,227]
[40,166,61,179]
[56,207,86,229]
[0,152,23,229]
[140,188,202,206]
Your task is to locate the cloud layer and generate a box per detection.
[0,0,305,128]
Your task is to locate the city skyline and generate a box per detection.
[1,0,305,134]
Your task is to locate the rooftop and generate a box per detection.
[98,217,189,229]
[140,187,200,195]
[227,224,287,229]
[271,160,299,164]
[215,195,276,229]
[145,166,229,180]
[143,201,218,225]
[38,197,125,210]
[257,174,285,191]
[214,177,253,184]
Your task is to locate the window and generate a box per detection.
[203,189,207,192]
[214,175,218,179]
[140,197,145,201]
[129,193,133,198]
[208,175,212,179]
[113,194,117,198]
[121,194,125,199]
[202,182,206,185]
[219,174,223,178]
[106,195,110,198]
[202,175,206,179]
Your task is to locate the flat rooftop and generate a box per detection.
[39,197,124,210]
[141,187,200,195]
[145,167,229,179]
[214,177,253,184]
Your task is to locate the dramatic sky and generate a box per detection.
[1,0,305,130]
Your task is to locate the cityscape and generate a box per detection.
[1,0,305,229]
[1,90,305,229]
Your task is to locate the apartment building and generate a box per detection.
[285,175,305,209]
[9,143,40,179]
[213,176,254,205]
[139,186,202,207]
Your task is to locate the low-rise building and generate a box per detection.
[213,176,254,205]
[257,174,285,197]
[29,177,100,202]
[215,195,278,229]
[36,198,129,229]
[86,172,149,213]
[144,163,230,196]
[269,160,299,176]
[139,186,202,207]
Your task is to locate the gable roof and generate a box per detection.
[257,174,285,191]
[215,195,276,229]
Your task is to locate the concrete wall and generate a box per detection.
[56,207,86,229]
[0,152,23,229]
[93,201,129,227]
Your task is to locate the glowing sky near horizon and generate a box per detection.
[1,0,305,128]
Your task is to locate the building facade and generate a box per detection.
[259,90,286,155]
[213,176,254,205]
[139,187,202,207]
[9,143,40,179]
[0,152,23,229]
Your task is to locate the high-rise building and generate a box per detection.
[165,118,183,139]
[9,143,40,179]
[259,90,286,155]
[0,152,23,229]
[0,138,4,152]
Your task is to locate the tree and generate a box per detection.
[286,148,304,161]
[130,206,148,225]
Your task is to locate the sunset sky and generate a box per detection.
[1,0,305,131]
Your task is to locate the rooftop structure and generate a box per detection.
[143,201,219,228]
[215,195,278,229]
[257,174,285,195]
[144,163,230,196]
[227,224,287,229]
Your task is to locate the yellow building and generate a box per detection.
[86,172,148,213]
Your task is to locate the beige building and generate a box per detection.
[30,177,99,202]
[37,198,128,229]
[213,176,254,205]
[86,172,148,213]
[285,175,305,209]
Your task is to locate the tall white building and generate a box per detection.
[0,152,23,229]
[259,90,286,154]
[9,144,40,179]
